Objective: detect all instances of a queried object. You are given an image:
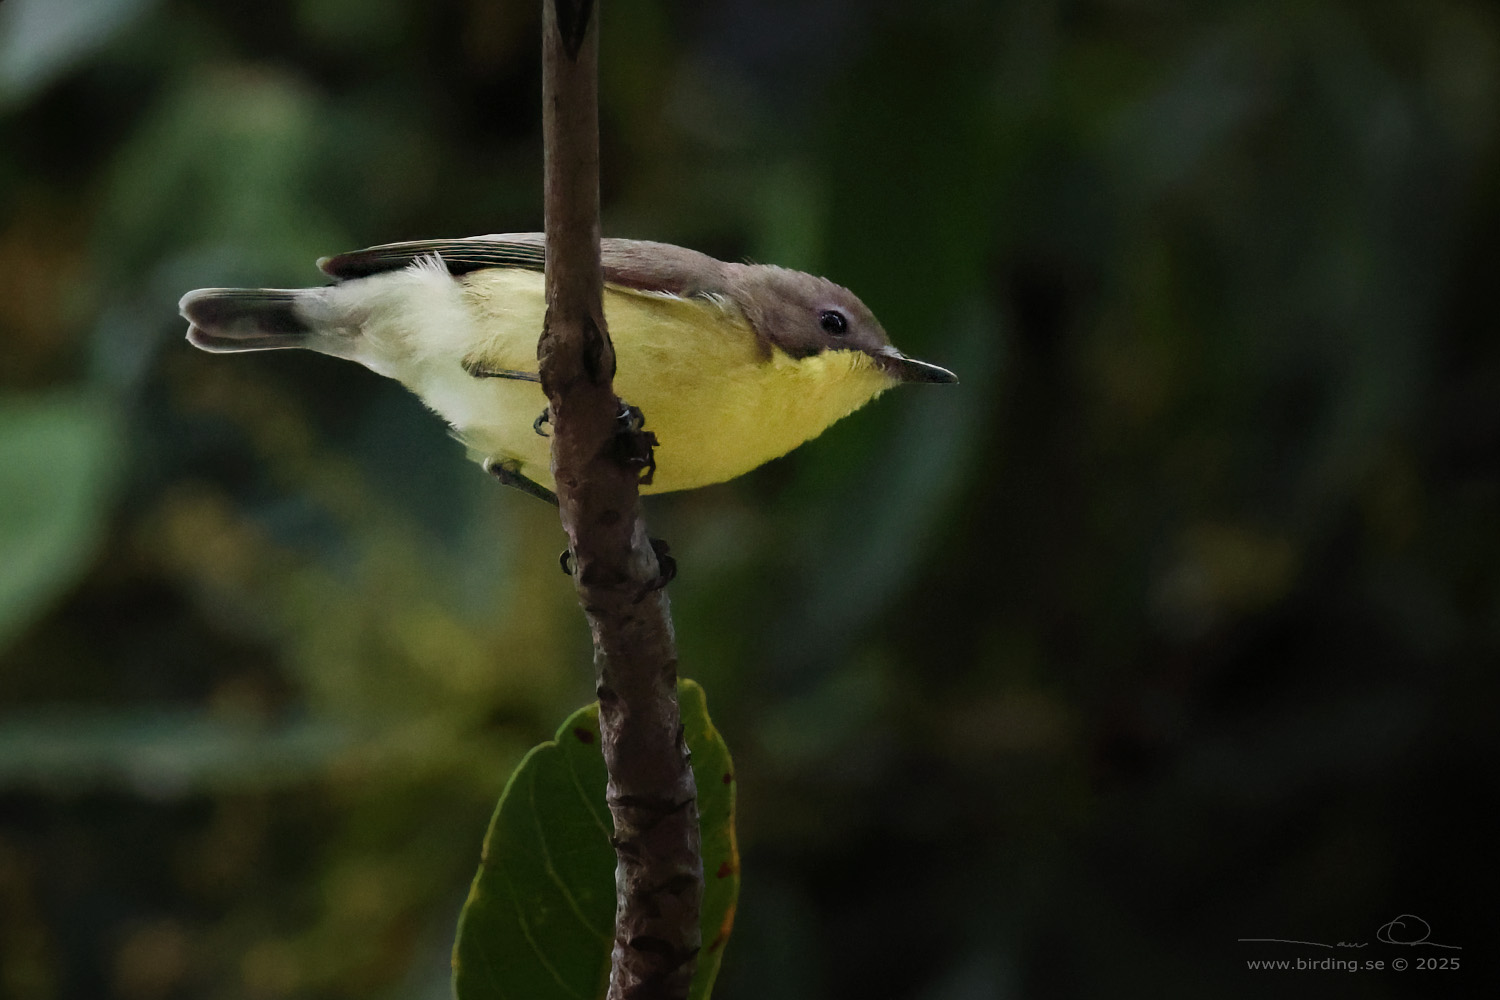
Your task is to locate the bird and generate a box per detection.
[180,234,957,497]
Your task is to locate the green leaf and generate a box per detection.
[683,680,740,994]
[0,391,119,651]
[454,679,739,1000]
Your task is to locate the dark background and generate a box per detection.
[1,1,1494,998]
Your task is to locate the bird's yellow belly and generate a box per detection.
[439,272,891,494]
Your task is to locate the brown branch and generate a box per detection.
[535,4,702,1000]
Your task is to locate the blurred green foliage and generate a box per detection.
[0,391,117,650]
[1,1,1496,999]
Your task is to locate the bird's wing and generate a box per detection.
[318,235,546,279]
[318,235,729,297]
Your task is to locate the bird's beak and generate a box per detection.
[874,349,959,384]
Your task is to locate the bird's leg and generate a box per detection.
[612,402,659,486]
[484,458,559,507]
[533,407,552,437]
[462,357,541,382]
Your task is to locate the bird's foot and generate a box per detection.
[533,407,552,437]
[564,538,676,593]
[612,402,659,486]
[635,537,676,600]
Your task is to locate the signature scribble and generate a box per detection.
[1239,914,1461,951]
[1376,914,1459,949]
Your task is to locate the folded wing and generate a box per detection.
[318,235,729,299]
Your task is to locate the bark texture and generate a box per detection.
[536,4,703,999]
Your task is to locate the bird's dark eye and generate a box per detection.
[819,309,849,335]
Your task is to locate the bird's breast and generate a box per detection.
[422,270,892,492]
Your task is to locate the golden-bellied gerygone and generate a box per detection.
[180,235,957,496]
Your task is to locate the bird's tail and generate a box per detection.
[179,288,314,353]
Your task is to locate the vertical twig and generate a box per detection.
[535,3,703,999]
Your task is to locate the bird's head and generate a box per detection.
[729,265,957,384]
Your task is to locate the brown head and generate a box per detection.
[724,264,958,384]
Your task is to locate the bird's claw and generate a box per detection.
[632,537,677,601]
[613,402,658,486]
[649,537,677,589]
[564,538,673,593]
